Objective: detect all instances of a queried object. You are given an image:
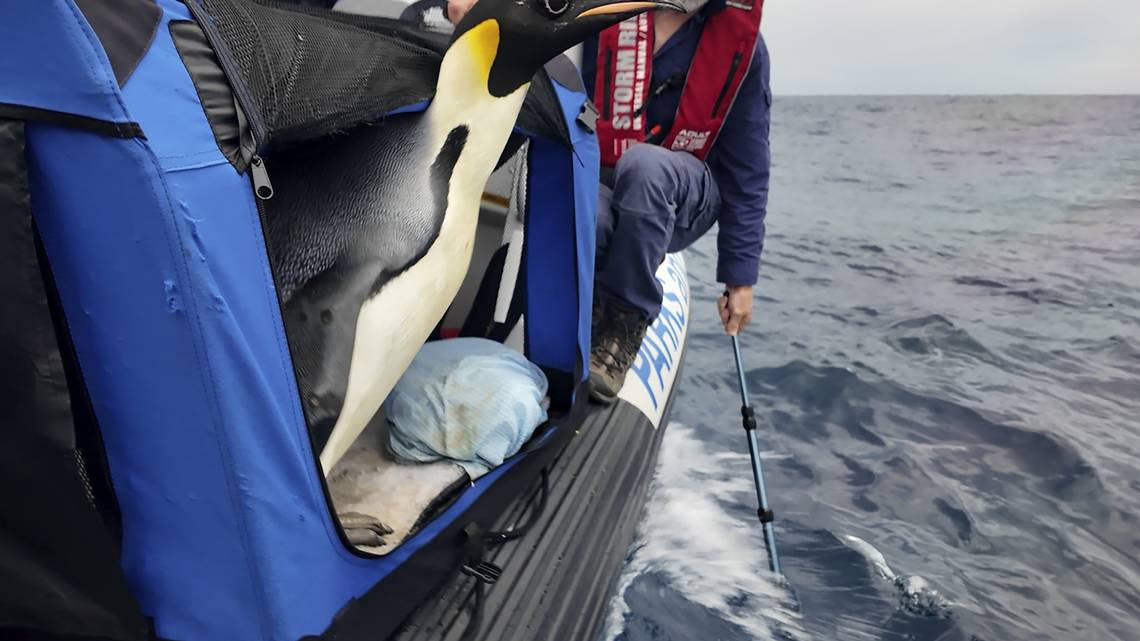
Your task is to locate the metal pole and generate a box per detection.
[731,335,781,575]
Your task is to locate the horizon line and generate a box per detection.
[774,93,1140,98]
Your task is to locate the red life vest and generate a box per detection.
[592,0,764,166]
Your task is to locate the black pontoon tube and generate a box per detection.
[730,334,781,574]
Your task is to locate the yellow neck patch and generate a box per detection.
[455,19,501,81]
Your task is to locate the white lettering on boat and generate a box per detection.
[617,253,690,428]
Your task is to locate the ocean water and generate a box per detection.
[603,96,1140,641]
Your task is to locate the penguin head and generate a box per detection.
[452,0,685,97]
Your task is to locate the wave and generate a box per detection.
[1004,288,1078,307]
[749,360,1104,502]
[604,424,809,641]
[953,276,1008,289]
[954,277,1080,307]
[884,314,1004,364]
[847,263,902,280]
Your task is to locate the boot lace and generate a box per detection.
[596,310,646,375]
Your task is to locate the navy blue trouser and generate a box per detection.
[595,144,721,321]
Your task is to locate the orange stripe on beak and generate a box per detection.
[577,1,664,18]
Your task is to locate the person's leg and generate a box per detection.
[593,184,616,336]
[595,183,615,265]
[589,145,719,403]
[595,144,719,320]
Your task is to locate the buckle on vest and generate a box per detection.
[577,100,599,133]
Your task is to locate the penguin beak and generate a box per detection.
[476,0,684,97]
[575,0,687,19]
[574,0,688,19]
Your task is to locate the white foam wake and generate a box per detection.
[603,424,810,641]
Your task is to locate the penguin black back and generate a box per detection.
[264,116,468,442]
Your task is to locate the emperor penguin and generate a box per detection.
[264,0,683,475]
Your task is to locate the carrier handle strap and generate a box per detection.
[457,465,551,640]
[484,467,550,544]
[459,522,499,641]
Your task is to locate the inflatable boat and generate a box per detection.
[0,1,689,640]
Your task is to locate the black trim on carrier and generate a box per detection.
[0,104,143,139]
[74,0,162,87]
[0,119,148,641]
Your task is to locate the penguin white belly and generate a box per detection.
[319,199,478,473]
[317,20,528,472]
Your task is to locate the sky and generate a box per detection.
[763,0,1140,95]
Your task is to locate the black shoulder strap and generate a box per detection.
[459,243,527,343]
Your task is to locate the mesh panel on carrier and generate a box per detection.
[188,0,568,151]
[189,0,443,149]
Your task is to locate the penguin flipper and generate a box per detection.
[263,117,470,464]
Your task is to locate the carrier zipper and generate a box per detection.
[710,51,743,118]
[243,153,371,562]
[250,155,274,200]
[243,151,385,561]
[183,0,269,150]
[242,154,380,561]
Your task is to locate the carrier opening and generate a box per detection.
[260,140,556,553]
[170,0,587,555]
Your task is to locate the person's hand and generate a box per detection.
[448,0,479,24]
[717,285,754,336]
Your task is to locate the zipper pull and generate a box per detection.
[250,155,274,200]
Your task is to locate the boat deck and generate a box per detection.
[395,399,673,641]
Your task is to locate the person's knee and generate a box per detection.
[614,144,674,186]
[612,145,677,207]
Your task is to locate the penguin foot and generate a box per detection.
[339,511,394,548]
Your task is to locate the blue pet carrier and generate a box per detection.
[0,1,600,639]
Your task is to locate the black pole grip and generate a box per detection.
[741,406,757,431]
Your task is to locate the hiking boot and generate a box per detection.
[589,302,650,405]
